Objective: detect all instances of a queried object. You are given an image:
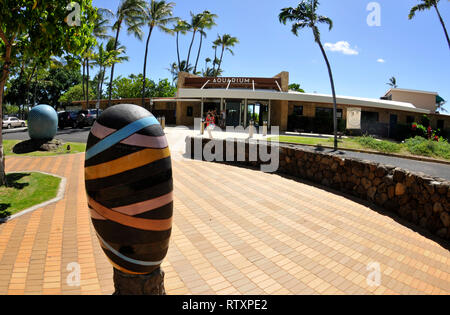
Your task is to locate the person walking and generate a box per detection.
[205,112,215,139]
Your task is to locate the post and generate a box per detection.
[244,99,248,128]
[263,121,268,137]
[201,98,204,119]
[268,100,271,128]
[249,120,254,138]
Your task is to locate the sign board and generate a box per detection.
[347,107,361,129]
[184,77,282,90]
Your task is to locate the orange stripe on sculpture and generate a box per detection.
[111,192,173,216]
[85,147,171,180]
[88,197,172,231]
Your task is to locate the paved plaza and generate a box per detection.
[1,142,450,295]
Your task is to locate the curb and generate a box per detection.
[0,171,66,223]
[2,127,28,134]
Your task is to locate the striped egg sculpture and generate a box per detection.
[84,104,172,275]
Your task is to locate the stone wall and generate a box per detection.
[185,136,450,240]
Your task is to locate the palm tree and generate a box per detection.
[167,60,192,83]
[211,39,220,75]
[172,19,190,69]
[84,8,114,109]
[409,0,450,49]
[93,42,128,108]
[141,0,176,109]
[215,34,239,77]
[279,0,338,150]
[107,0,147,107]
[185,12,202,70]
[436,99,447,113]
[193,11,218,74]
[387,76,398,88]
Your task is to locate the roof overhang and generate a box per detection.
[178,88,430,114]
[384,88,438,97]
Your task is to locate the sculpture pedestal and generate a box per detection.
[113,267,166,295]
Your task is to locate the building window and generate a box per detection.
[361,111,379,123]
[293,105,303,116]
[315,107,342,119]
[437,120,444,130]
[187,106,193,117]
[406,116,415,124]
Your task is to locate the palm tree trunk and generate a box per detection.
[193,31,203,74]
[433,4,450,49]
[86,57,90,109]
[176,31,181,69]
[108,22,122,107]
[0,33,12,186]
[82,59,86,101]
[212,46,218,75]
[317,40,338,150]
[186,30,196,71]
[142,26,154,109]
[97,67,102,104]
[216,46,225,77]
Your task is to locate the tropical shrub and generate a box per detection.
[404,136,450,160]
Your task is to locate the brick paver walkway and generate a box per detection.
[1,153,450,295]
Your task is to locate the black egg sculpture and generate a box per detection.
[84,104,172,275]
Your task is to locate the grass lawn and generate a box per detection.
[3,140,86,156]
[0,172,61,218]
[269,136,450,161]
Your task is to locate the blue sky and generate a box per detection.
[93,0,450,111]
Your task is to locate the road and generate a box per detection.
[4,127,450,181]
[3,127,91,143]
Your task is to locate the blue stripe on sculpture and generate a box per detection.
[97,233,164,266]
[85,116,159,161]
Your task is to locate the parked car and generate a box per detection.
[2,117,26,129]
[58,111,78,129]
[75,109,101,128]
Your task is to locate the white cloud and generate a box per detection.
[377,58,386,63]
[324,41,359,55]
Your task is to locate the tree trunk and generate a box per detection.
[82,59,86,101]
[317,40,338,151]
[86,57,90,109]
[434,4,450,49]
[186,30,196,71]
[33,65,39,107]
[24,62,37,119]
[216,46,225,77]
[176,31,181,69]
[142,26,154,110]
[108,22,122,108]
[97,67,102,105]
[0,34,12,187]
[193,31,203,74]
[212,46,218,75]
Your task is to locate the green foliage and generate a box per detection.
[2,104,20,116]
[112,74,176,99]
[404,136,450,160]
[59,84,95,105]
[288,83,305,93]
[352,136,401,153]
[5,62,81,108]
[0,172,61,218]
[0,0,97,62]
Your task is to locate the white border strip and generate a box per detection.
[0,171,67,223]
